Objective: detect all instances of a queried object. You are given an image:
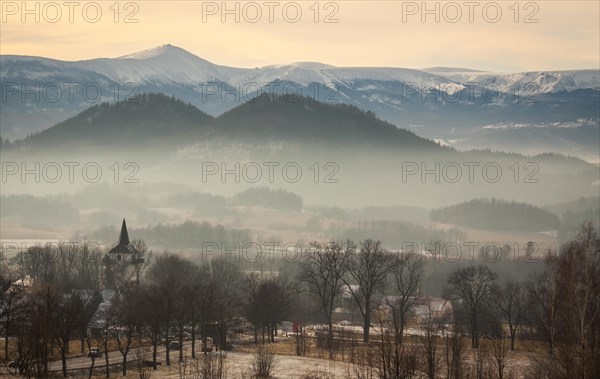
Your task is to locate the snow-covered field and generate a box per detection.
[159,351,356,379]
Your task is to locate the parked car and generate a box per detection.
[87,348,103,358]
[338,320,351,326]
[143,360,162,368]
[169,341,181,350]
[8,361,21,369]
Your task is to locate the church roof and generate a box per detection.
[118,219,129,245]
[108,219,139,256]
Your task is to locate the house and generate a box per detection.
[332,307,353,323]
[411,296,453,321]
[87,289,117,339]
[377,295,453,326]
[341,284,360,300]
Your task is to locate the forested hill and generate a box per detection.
[17,93,213,147]
[207,93,444,149]
[430,198,561,231]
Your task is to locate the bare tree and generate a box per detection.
[343,239,392,343]
[28,282,59,377]
[483,322,511,379]
[243,272,263,345]
[191,350,227,379]
[442,322,464,379]
[549,222,600,378]
[133,347,153,379]
[443,265,498,349]
[252,345,276,378]
[16,245,57,285]
[189,263,215,358]
[210,258,244,351]
[492,280,524,351]
[248,274,294,344]
[372,309,418,379]
[146,253,197,366]
[70,241,103,290]
[419,302,444,379]
[52,289,91,377]
[527,256,560,355]
[0,268,19,361]
[385,252,425,348]
[110,283,142,376]
[298,240,354,358]
[130,239,152,285]
[139,284,164,370]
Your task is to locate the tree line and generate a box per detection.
[430,198,561,232]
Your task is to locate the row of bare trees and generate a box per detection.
[102,254,254,374]
[297,239,427,345]
[296,225,599,379]
[1,242,104,377]
[0,244,297,377]
[525,222,600,378]
[435,223,600,379]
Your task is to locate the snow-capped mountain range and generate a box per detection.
[1,44,599,161]
[3,44,597,96]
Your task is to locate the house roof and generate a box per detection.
[341,284,360,299]
[380,295,452,315]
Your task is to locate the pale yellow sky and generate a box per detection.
[1,1,598,71]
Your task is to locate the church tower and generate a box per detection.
[104,219,145,288]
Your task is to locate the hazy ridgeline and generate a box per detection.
[2,94,598,209]
[1,183,597,250]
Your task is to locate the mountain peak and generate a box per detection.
[422,66,485,73]
[268,61,335,70]
[82,44,233,85]
[117,44,195,60]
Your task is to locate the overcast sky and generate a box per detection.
[1,1,598,71]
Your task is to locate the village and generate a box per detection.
[1,219,598,379]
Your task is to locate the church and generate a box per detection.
[102,219,145,289]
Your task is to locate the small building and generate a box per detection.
[195,337,214,353]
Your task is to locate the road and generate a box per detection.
[47,341,195,373]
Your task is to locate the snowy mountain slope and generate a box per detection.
[232,63,465,94]
[78,45,248,84]
[425,68,600,94]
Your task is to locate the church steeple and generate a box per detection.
[108,218,138,257]
[118,218,130,245]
